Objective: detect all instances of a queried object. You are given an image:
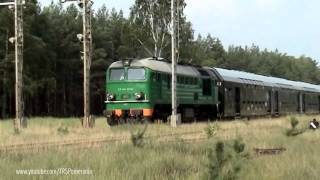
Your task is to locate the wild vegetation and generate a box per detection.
[0,0,319,118]
[285,116,306,136]
[0,115,320,179]
[206,139,248,180]
[205,122,219,139]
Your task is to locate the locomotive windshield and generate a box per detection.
[110,69,125,80]
[128,68,145,80]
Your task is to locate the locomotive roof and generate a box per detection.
[211,67,320,93]
[109,58,205,77]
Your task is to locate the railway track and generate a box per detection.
[0,131,206,153]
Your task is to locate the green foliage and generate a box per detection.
[0,1,319,118]
[21,118,28,128]
[130,0,191,58]
[285,116,305,137]
[130,124,148,147]
[205,122,219,138]
[57,125,69,135]
[233,138,245,154]
[290,116,299,129]
[14,128,20,135]
[206,138,248,180]
[88,116,95,128]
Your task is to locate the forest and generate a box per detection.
[0,0,319,118]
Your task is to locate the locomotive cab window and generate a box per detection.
[110,69,125,81]
[202,78,212,96]
[128,68,145,80]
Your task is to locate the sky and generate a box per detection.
[38,0,320,63]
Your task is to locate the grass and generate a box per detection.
[0,115,320,179]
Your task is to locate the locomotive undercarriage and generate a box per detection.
[105,104,218,126]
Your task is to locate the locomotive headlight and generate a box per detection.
[134,92,144,100]
[107,93,115,101]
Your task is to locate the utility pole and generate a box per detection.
[0,0,25,132]
[15,0,24,130]
[171,0,177,127]
[60,0,94,128]
[82,0,93,128]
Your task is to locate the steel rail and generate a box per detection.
[0,130,205,153]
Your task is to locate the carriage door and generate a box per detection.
[302,94,306,113]
[318,96,320,112]
[267,90,272,113]
[274,91,279,114]
[235,87,241,115]
[297,93,301,113]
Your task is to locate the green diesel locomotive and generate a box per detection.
[104,57,219,125]
[105,57,320,125]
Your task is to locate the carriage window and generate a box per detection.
[128,68,145,80]
[110,69,125,80]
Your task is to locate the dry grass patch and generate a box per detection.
[0,115,320,179]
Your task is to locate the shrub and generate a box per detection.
[22,117,28,128]
[131,124,148,147]
[233,138,245,154]
[206,138,248,180]
[205,122,219,139]
[286,116,305,137]
[57,126,69,135]
[290,116,299,129]
[14,128,20,135]
[89,116,95,128]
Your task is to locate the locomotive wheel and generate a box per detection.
[127,117,137,124]
[142,117,150,124]
[118,117,125,124]
[107,116,150,126]
[107,116,117,126]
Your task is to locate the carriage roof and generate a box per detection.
[211,67,320,93]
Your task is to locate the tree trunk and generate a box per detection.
[63,82,66,116]
[1,29,9,118]
[1,85,6,119]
